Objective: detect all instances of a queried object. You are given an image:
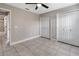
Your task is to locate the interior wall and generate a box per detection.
[0,3,40,44]
[40,4,79,40]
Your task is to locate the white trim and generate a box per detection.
[56,13,59,41]
[10,35,41,46]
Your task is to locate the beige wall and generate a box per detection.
[0,3,40,44]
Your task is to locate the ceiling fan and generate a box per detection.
[25,3,49,10]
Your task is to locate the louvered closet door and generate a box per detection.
[68,11,79,46]
[40,16,49,38]
[57,13,70,43]
[58,11,79,46]
[50,15,57,40]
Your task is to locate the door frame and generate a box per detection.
[0,7,11,46]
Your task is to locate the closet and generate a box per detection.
[57,10,79,46]
[40,15,57,40]
[40,16,50,39]
[50,15,57,40]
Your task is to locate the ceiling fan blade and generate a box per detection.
[35,5,38,10]
[41,4,49,9]
[25,3,37,4]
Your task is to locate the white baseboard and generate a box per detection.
[10,35,41,46]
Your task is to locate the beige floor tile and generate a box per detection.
[70,52,79,56]
[0,51,3,56]
[28,44,56,56]
[1,37,79,56]
[4,48,19,56]
[56,52,70,56]
[29,47,51,56]
[14,44,33,56]
[56,47,71,56]
[70,46,79,56]
[3,46,14,51]
[43,48,57,56]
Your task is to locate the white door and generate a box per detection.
[68,11,79,45]
[57,11,79,46]
[61,13,70,43]
[40,16,50,38]
[50,15,57,40]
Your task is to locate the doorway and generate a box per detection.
[0,8,10,51]
[40,15,57,40]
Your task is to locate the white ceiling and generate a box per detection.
[6,3,76,14]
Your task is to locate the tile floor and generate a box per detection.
[0,37,79,56]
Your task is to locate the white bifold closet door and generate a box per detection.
[40,16,50,38]
[57,10,79,46]
[50,15,57,40]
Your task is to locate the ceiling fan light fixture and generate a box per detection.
[37,4,41,7]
